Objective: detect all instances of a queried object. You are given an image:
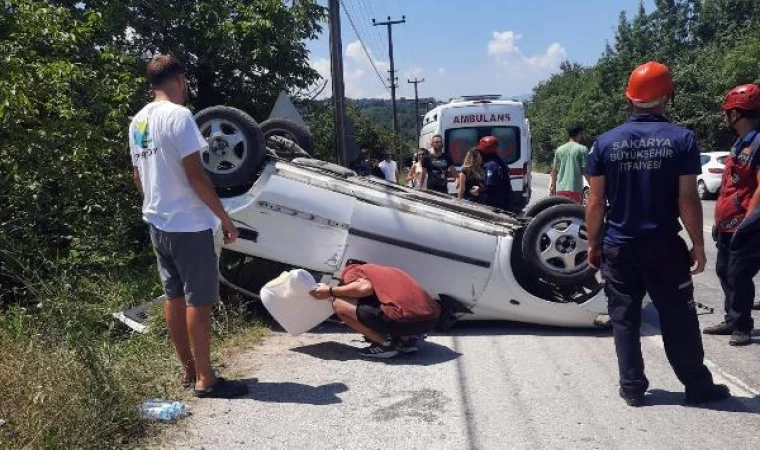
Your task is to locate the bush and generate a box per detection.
[0,259,265,449]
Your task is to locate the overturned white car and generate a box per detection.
[196,106,607,329]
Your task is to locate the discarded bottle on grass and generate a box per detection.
[140,398,189,422]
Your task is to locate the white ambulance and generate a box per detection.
[419,95,532,211]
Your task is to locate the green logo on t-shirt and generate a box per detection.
[134,120,152,149]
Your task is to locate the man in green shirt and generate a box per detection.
[550,124,589,203]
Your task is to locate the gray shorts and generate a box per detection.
[150,225,219,307]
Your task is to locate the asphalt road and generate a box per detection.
[159,174,760,450]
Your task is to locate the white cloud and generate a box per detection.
[437,67,446,74]
[346,40,390,73]
[404,67,424,79]
[486,30,567,93]
[525,42,567,71]
[310,41,391,99]
[311,57,331,79]
[487,31,522,56]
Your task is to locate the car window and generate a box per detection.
[700,155,710,166]
[445,126,521,166]
[717,156,727,165]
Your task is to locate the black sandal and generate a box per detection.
[194,377,249,399]
[181,378,196,389]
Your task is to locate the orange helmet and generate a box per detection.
[625,62,674,104]
[722,84,760,111]
[476,136,498,154]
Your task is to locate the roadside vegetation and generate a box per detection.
[528,0,760,167]
[0,255,265,448]
[0,1,318,447]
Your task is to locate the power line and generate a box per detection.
[395,0,419,80]
[361,0,389,60]
[343,1,376,57]
[355,0,387,61]
[340,0,391,94]
[373,15,406,137]
[408,77,425,138]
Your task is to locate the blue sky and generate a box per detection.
[308,0,655,100]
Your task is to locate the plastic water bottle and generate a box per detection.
[140,398,189,422]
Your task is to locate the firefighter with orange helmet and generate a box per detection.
[703,84,760,345]
[476,136,515,212]
[586,62,730,407]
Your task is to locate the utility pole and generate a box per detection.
[373,15,405,149]
[407,77,425,139]
[328,0,348,166]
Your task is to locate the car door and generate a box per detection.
[224,171,355,273]
[341,200,497,305]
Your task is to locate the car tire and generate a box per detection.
[522,204,596,286]
[266,135,312,160]
[260,118,314,155]
[195,106,266,189]
[524,195,576,218]
[697,180,709,200]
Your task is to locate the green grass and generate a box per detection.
[0,259,268,449]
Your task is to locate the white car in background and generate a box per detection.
[697,152,729,200]
[581,151,728,204]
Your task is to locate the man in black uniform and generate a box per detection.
[586,61,730,407]
[418,134,455,194]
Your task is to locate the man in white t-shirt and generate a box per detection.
[129,55,247,398]
[378,151,398,183]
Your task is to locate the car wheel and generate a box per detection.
[522,204,595,286]
[697,180,709,200]
[523,195,576,218]
[260,118,314,155]
[582,187,590,206]
[195,106,266,189]
[266,135,312,160]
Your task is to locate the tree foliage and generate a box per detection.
[303,100,402,164]
[87,0,326,118]
[0,0,325,302]
[527,0,760,169]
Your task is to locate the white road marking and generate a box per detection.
[641,323,760,409]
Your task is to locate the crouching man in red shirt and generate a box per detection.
[310,263,441,359]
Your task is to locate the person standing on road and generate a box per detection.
[369,158,385,179]
[129,55,248,398]
[477,136,515,212]
[378,150,398,183]
[406,150,426,188]
[353,149,372,176]
[585,61,730,407]
[418,134,455,193]
[550,124,589,203]
[456,147,484,203]
[703,84,760,346]
[310,263,441,359]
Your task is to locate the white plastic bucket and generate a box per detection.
[260,269,334,336]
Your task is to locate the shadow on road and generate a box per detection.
[290,340,462,366]
[444,321,613,338]
[306,319,613,338]
[240,378,348,405]
[646,389,760,414]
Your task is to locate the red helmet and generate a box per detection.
[722,84,760,111]
[625,62,674,104]
[476,136,498,154]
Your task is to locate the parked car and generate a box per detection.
[697,151,729,200]
[193,107,608,329]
